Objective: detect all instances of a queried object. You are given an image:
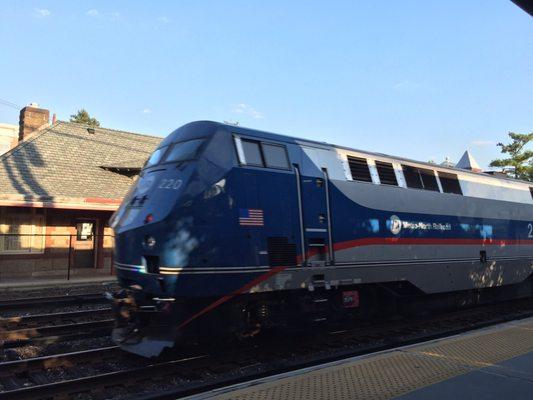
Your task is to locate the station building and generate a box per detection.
[0,104,161,281]
[0,122,18,156]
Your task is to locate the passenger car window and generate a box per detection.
[144,146,168,168]
[164,139,204,163]
[420,169,439,191]
[241,140,263,166]
[402,165,439,191]
[438,172,463,195]
[402,165,423,189]
[262,143,289,169]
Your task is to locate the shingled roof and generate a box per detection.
[0,121,162,210]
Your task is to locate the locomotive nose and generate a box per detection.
[113,170,184,233]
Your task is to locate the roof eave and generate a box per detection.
[0,194,121,211]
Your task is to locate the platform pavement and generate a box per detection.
[396,351,533,400]
[0,275,116,290]
[190,316,533,400]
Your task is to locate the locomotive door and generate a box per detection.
[295,166,333,266]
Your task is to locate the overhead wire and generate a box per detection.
[0,98,22,110]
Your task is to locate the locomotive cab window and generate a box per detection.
[530,187,533,200]
[144,146,168,168]
[241,140,264,166]
[347,156,372,182]
[164,138,204,163]
[375,161,398,186]
[262,143,289,169]
[237,137,290,170]
[439,172,463,195]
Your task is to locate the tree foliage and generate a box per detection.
[69,109,100,127]
[489,132,532,181]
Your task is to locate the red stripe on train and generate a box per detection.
[333,237,533,252]
[299,237,533,262]
[177,237,532,329]
[177,265,287,330]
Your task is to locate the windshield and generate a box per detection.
[145,146,168,168]
[163,138,204,163]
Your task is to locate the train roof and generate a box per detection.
[207,121,532,187]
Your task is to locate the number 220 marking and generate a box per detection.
[158,179,182,190]
[528,223,533,239]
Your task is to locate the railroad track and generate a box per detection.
[0,346,123,380]
[0,297,531,400]
[0,294,113,349]
[0,308,112,330]
[0,349,208,400]
[0,293,106,312]
[0,318,114,348]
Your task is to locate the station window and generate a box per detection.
[0,212,45,254]
[241,140,264,166]
[375,161,398,186]
[347,156,372,182]
[402,165,439,191]
[262,143,290,169]
[439,172,463,195]
[76,221,94,241]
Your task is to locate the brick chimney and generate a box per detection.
[19,103,49,142]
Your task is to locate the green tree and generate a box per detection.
[489,132,533,181]
[69,109,100,127]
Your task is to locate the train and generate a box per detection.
[109,121,533,357]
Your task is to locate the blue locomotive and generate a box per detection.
[110,121,533,357]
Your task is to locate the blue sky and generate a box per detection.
[0,1,531,168]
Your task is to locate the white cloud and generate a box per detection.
[157,16,170,24]
[471,140,495,147]
[35,8,51,18]
[142,108,152,114]
[232,103,264,119]
[85,10,121,22]
[393,80,421,92]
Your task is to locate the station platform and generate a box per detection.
[0,276,116,290]
[197,316,533,400]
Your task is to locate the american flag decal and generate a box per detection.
[239,208,264,226]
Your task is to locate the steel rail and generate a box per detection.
[0,354,208,400]
[0,319,114,348]
[0,308,112,329]
[0,293,106,311]
[0,345,121,377]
